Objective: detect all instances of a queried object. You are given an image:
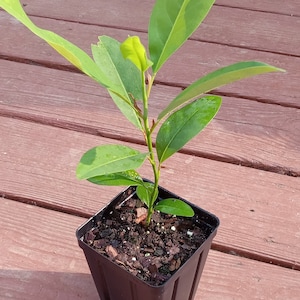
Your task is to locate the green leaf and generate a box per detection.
[92,36,143,101]
[92,36,143,129]
[120,36,153,72]
[158,61,285,120]
[87,170,144,186]
[136,182,158,208]
[76,145,148,180]
[154,198,194,217]
[0,0,112,87]
[149,0,215,73]
[108,91,142,129]
[156,96,221,163]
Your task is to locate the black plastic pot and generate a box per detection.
[76,183,219,300]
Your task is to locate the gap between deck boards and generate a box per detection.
[1,14,298,107]
[2,192,299,273]
[1,116,299,272]
[19,2,300,58]
[214,4,300,18]
[1,108,299,178]
[1,198,299,299]
[1,54,298,111]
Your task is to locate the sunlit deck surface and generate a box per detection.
[0,1,299,299]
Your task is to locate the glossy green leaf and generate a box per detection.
[154,198,194,217]
[87,170,144,186]
[156,96,221,163]
[92,36,142,129]
[120,36,153,72]
[76,145,148,180]
[158,61,285,120]
[149,0,215,73]
[136,182,158,208]
[0,0,112,87]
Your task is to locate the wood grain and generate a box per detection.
[0,116,299,268]
[1,199,299,300]
[1,59,299,174]
[0,200,98,300]
[216,0,300,16]
[1,14,299,107]
[19,0,300,56]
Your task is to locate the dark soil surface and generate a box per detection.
[83,191,208,286]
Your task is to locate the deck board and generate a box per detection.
[1,59,299,174]
[1,116,299,269]
[1,14,299,107]
[1,199,299,300]
[0,200,98,300]
[216,0,300,16]
[20,0,300,56]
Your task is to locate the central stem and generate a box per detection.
[141,72,160,225]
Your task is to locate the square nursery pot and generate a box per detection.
[76,182,219,300]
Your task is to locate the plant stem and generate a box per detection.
[141,72,160,225]
[145,130,160,225]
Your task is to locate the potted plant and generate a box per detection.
[1,0,284,299]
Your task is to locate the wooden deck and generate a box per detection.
[0,0,299,299]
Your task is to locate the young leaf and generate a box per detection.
[0,0,113,88]
[120,36,153,72]
[136,182,158,208]
[156,96,221,163]
[154,198,194,217]
[87,170,144,186]
[158,61,285,120]
[149,0,215,73]
[92,36,143,129]
[76,145,148,180]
